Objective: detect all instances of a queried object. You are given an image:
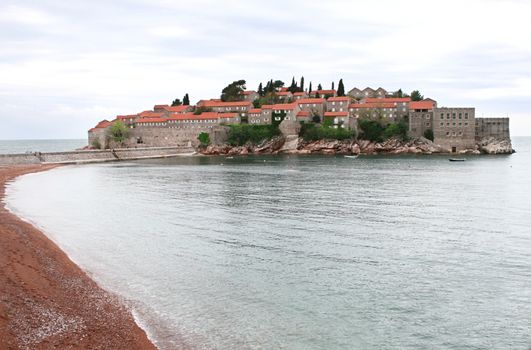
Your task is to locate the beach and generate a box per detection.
[0,165,156,349]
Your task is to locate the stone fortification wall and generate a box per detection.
[0,146,195,165]
[475,118,510,140]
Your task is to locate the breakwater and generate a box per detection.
[0,146,195,165]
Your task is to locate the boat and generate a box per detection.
[449,158,466,162]
[225,156,234,159]
[344,155,359,159]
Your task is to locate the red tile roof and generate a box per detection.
[166,112,239,121]
[364,97,411,103]
[116,115,137,120]
[241,90,257,95]
[279,87,289,92]
[277,91,292,96]
[327,96,350,102]
[297,98,326,105]
[154,104,169,109]
[324,111,349,117]
[261,104,274,109]
[94,120,112,128]
[165,105,191,113]
[293,92,306,96]
[138,111,165,118]
[409,101,434,110]
[311,89,336,95]
[271,103,298,110]
[136,118,167,123]
[297,111,310,117]
[249,109,262,114]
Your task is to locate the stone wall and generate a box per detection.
[0,146,195,165]
[475,118,510,140]
[433,107,476,152]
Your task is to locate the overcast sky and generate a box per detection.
[1,0,530,139]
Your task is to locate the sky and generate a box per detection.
[1,0,531,139]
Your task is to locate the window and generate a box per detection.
[459,113,462,119]
[446,131,450,136]
[440,122,444,126]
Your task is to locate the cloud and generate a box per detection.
[0,0,530,139]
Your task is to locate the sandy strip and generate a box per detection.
[0,165,157,349]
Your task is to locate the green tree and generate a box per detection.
[183,93,190,105]
[108,121,129,144]
[318,83,323,91]
[194,106,213,115]
[258,82,264,96]
[300,76,305,92]
[289,77,296,92]
[312,114,321,123]
[171,98,182,106]
[423,129,434,141]
[252,99,261,108]
[197,132,211,146]
[411,90,424,101]
[383,121,408,141]
[221,79,246,102]
[358,118,385,142]
[273,80,284,90]
[337,79,345,96]
[331,81,335,90]
[309,82,312,93]
[91,138,102,149]
[395,89,404,98]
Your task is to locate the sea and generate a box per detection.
[0,139,86,154]
[4,137,531,349]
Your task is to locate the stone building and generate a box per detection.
[408,100,435,138]
[296,110,311,123]
[349,102,397,123]
[241,90,259,101]
[197,100,252,115]
[348,87,388,99]
[326,96,350,113]
[323,111,355,129]
[475,118,510,140]
[433,107,476,152]
[271,103,300,122]
[293,92,308,100]
[309,89,337,98]
[88,120,112,148]
[363,97,410,119]
[297,98,326,119]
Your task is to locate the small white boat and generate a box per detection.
[344,155,359,159]
[449,158,466,162]
[225,156,234,159]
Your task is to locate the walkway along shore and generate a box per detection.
[0,165,157,349]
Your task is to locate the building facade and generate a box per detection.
[433,107,476,152]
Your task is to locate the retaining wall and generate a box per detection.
[0,146,195,165]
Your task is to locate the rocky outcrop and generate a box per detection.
[477,137,515,154]
[278,120,301,137]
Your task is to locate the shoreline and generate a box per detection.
[0,165,157,349]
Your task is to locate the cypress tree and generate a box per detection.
[258,82,263,96]
[300,76,305,92]
[183,93,190,105]
[332,81,335,90]
[290,77,296,93]
[309,82,312,93]
[318,83,323,91]
[337,79,345,97]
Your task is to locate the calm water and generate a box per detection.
[6,137,531,349]
[0,139,86,154]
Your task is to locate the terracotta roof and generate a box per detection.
[154,104,169,109]
[166,112,238,121]
[297,98,326,105]
[116,115,137,120]
[200,100,252,108]
[261,104,274,109]
[364,97,411,103]
[409,101,434,110]
[311,89,336,95]
[94,120,112,128]
[164,105,191,113]
[241,90,257,95]
[279,87,289,92]
[277,91,292,96]
[271,103,298,110]
[249,108,262,114]
[350,103,396,109]
[137,118,167,123]
[327,96,350,102]
[138,111,165,118]
[297,111,310,117]
[324,111,349,117]
[293,92,306,96]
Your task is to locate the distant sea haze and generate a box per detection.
[0,139,86,154]
[5,137,531,349]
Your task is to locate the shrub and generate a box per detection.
[91,139,102,149]
[108,121,129,144]
[358,118,385,142]
[383,121,408,141]
[299,123,356,141]
[423,129,434,141]
[227,124,280,146]
[197,132,211,146]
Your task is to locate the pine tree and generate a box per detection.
[337,79,345,97]
[318,83,323,91]
[183,93,190,105]
[171,98,182,106]
[300,76,305,92]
